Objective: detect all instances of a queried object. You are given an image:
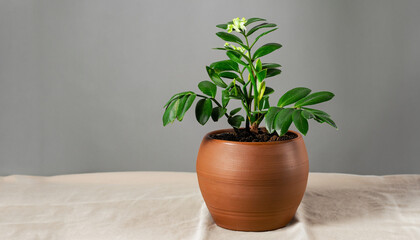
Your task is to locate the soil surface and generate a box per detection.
[210,128,298,142]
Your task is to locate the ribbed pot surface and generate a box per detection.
[196,129,309,231]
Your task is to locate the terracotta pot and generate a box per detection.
[196,129,309,231]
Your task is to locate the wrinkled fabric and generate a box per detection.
[0,172,419,240]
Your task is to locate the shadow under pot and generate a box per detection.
[196,129,309,231]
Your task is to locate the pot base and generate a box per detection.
[208,205,296,231]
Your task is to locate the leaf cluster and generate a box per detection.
[163,17,337,136]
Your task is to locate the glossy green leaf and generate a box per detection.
[262,63,281,69]
[226,51,247,66]
[247,23,277,36]
[219,72,245,84]
[274,108,294,136]
[163,91,194,107]
[229,92,243,100]
[219,72,240,80]
[253,28,278,44]
[253,43,282,59]
[259,96,270,109]
[210,60,239,72]
[256,69,267,82]
[195,98,212,125]
[277,87,311,107]
[255,59,262,72]
[313,116,325,123]
[232,48,251,62]
[302,107,330,117]
[162,100,173,126]
[198,81,217,98]
[211,107,226,122]
[229,85,238,98]
[228,84,245,100]
[257,81,266,102]
[206,66,227,88]
[303,108,336,128]
[294,91,335,107]
[228,115,245,128]
[176,95,189,120]
[315,114,338,129]
[301,109,315,120]
[266,68,282,78]
[264,107,282,133]
[230,107,242,116]
[244,17,266,26]
[227,49,242,58]
[163,99,180,126]
[293,110,308,135]
[216,24,227,29]
[216,32,243,44]
[221,89,230,107]
[238,42,250,50]
[218,72,238,79]
[234,77,245,85]
[264,87,274,95]
[177,94,196,121]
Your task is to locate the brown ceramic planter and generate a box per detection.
[196,129,309,231]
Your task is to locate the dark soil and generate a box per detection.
[210,128,298,142]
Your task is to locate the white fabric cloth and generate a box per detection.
[0,172,419,240]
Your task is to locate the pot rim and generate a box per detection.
[204,128,303,145]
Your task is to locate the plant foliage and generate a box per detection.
[163,17,337,136]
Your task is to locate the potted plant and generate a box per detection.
[162,17,337,231]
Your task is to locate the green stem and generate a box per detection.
[250,40,257,50]
[239,70,246,88]
[240,72,251,130]
[242,33,259,124]
[244,34,250,50]
[247,65,258,111]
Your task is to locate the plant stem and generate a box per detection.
[245,118,250,131]
[245,34,250,49]
[242,33,259,130]
[240,70,250,131]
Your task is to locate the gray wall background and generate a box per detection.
[1,0,419,176]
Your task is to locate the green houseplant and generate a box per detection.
[163,17,337,136]
[163,17,337,231]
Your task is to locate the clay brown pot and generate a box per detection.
[196,129,309,231]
